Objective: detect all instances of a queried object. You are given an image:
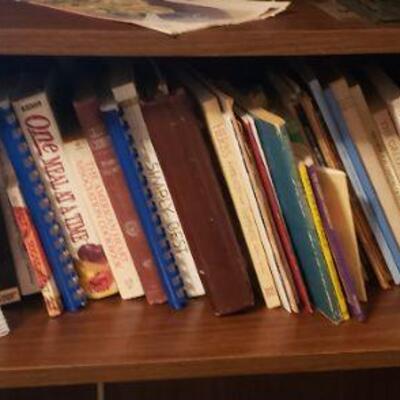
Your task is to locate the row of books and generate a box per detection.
[1,58,400,326]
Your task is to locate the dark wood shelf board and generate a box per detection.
[1,1,400,56]
[1,289,400,388]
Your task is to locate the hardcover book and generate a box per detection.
[141,89,254,315]
[179,70,280,309]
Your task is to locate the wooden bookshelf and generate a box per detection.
[1,0,400,57]
[0,289,400,389]
[2,0,400,395]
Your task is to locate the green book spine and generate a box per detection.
[255,117,342,323]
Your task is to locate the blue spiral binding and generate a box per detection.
[102,103,186,310]
[0,100,86,312]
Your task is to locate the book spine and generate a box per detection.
[307,165,364,321]
[309,79,400,284]
[13,91,117,300]
[0,166,39,297]
[235,116,292,313]
[101,103,186,310]
[7,184,63,317]
[74,97,166,304]
[112,82,204,298]
[64,138,142,300]
[298,162,348,320]
[324,88,400,283]
[373,109,400,186]
[256,117,341,322]
[244,115,312,313]
[0,100,85,312]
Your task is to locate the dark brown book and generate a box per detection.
[142,89,254,315]
[74,95,166,305]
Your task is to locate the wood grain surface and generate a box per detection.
[1,0,400,56]
[0,289,400,388]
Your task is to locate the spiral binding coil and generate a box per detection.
[103,104,186,309]
[0,101,86,312]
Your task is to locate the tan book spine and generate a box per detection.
[350,84,400,210]
[331,78,400,255]
[364,66,400,136]
[64,137,143,300]
[182,74,280,308]
[372,104,400,185]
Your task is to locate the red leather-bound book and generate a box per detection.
[74,95,166,305]
[142,89,254,315]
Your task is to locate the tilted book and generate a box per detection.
[12,88,117,300]
[63,133,141,300]
[236,113,297,313]
[305,72,399,286]
[308,165,364,321]
[140,89,254,315]
[0,145,63,316]
[251,108,341,323]
[0,150,39,297]
[178,70,280,309]
[240,112,312,313]
[0,99,85,312]
[330,77,400,275]
[112,78,204,298]
[298,162,348,321]
[101,101,186,310]
[324,87,400,284]
[74,95,165,304]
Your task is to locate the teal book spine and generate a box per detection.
[254,117,341,323]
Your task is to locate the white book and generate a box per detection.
[12,91,118,299]
[64,136,144,300]
[112,80,205,298]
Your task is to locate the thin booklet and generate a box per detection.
[19,0,291,35]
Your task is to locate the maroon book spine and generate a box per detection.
[74,96,166,304]
[142,89,254,315]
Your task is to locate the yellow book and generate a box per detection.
[298,162,349,320]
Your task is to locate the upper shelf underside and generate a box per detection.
[1,0,400,57]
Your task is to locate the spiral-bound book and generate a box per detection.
[101,101,186,310]
[0,99,86,312]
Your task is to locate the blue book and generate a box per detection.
[303,72,400,283]
[252,109,341,323]
[0,99,86,312]
[101,102,186,310]
[324,88,400,282]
